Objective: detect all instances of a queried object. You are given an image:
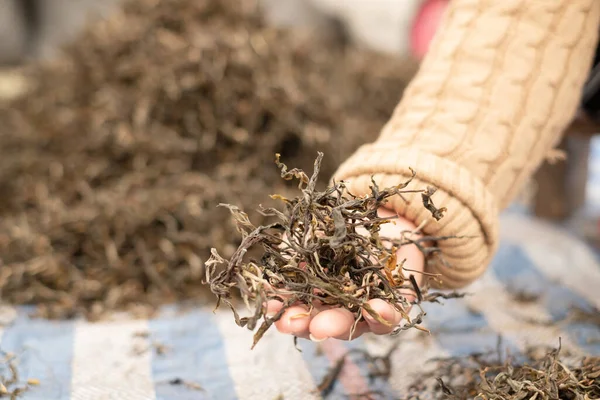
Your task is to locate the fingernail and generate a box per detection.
[266,312,277,319]
[309,334,328,342]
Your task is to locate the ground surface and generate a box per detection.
[0,210,598,400]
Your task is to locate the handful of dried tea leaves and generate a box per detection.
[205,153,463,348]
[409,339,600,400]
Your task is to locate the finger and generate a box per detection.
[326,320,370,341]
[334,320,369,341]
[262,287,292,320]
[361,298,403,335]
[272,304,314,338]
[265,299,284,318]
[377,207,426,302]
[308,307,366,341]
[396,244,424,303]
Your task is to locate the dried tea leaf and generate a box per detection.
[251,303,289,350]
[0,0,415,320]
[167,378,204,391]
[328,207,347,248]
[317,354,347,397]
[361,303,392,327]
[0,351,33,399]
[422,187,447,221]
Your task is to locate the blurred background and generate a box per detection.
[0,0,433,318]
[0,0,422,65]
[0,0,599,319]
[1,0,598,224]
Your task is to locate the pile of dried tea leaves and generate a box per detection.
[407,339,600,400]
[206,153,462,348]
[0,0,416,320]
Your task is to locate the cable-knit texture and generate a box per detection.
[334,0,600,288]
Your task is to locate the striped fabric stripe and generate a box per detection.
[70,317,155,400]
[214,311,317,400]
[500,213,600,309]
[491,244,600,354]
[148,307,236,400]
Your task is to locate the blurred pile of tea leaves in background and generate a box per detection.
[0,0,415,320]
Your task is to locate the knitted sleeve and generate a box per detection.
[333,0,600,288]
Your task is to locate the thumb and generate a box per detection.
[357,208,427,334]
[377,208,426,293]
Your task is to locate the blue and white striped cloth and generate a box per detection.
[1,211,599,400]
[587,137,600,210]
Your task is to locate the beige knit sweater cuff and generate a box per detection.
[334,0,600,289]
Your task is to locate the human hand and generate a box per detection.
[264,207,426,342]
